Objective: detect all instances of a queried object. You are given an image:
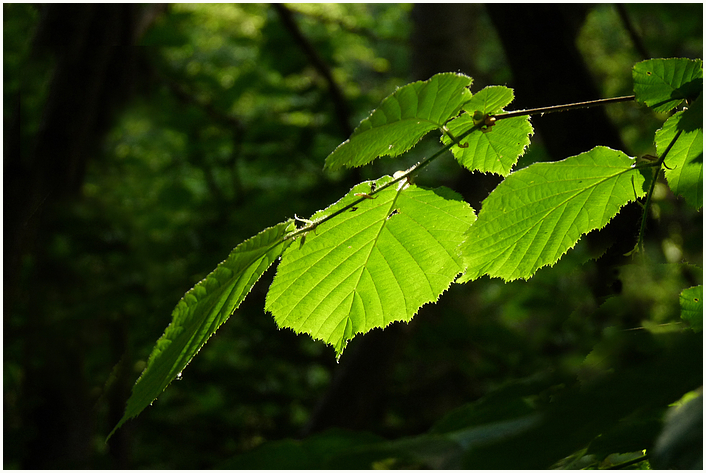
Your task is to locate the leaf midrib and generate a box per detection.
[301,185,406,336]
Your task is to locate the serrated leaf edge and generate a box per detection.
[458,148,645,282]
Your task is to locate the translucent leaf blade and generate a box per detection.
[265,177,476,358]
[443,86,533,176]
[324,73,473,170]
[460,85,515,116]
[110,221,295,438]
[633,58,703,113]
[444,115,533,176]
[657,98,703,209]
[459,146,646,282]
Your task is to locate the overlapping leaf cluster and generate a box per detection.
[113,58,703,438]
[266,177,475,357]
[634,58,704,209]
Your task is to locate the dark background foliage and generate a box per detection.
[4,4,702,468]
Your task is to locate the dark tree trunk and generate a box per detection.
[5,4,150,468]
[484,4,626,158]
[411,4,478,81]
[6,4,141,295]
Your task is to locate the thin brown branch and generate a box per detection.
[286,122,483,240]
[493,95,636,120]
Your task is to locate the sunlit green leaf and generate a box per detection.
[266,176,475,358]
[324,73,473,170]
[459,146,646,282]
[444,115,533,176]
[442,86,533,176]
[657,97,703,209]
[633,58,703,113]
[109,220,296,439]
[462,85,514,116]
[679,285,702,332]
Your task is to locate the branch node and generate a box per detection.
[442,126,469,148]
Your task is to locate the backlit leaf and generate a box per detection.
[109,220,296,438]
[265,176,476,358]
[459,146,646,282]
[633,58,703,113]
[443,116,533,176]
[656,97,703,209]
[324,73,473,170]
[442,86,533,176]
[461,85,514,116]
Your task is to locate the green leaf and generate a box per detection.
[444,116,533,176]
[585,417,662,461]
[325,430,466,469]
[657,98,703,209]
[265,176,476,358]
[633,58,703,113]
[652,393,704,469]
[461,330,702,469]
[109,220,296,439]
[458,146,646,282]
[430,371,563,435]
[679,286,702,332]
[461,85,514,115]
[677,92,703,132]
[324,73,473,170]
[442,86,533,176]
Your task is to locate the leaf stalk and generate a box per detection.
[632,128,683,254]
